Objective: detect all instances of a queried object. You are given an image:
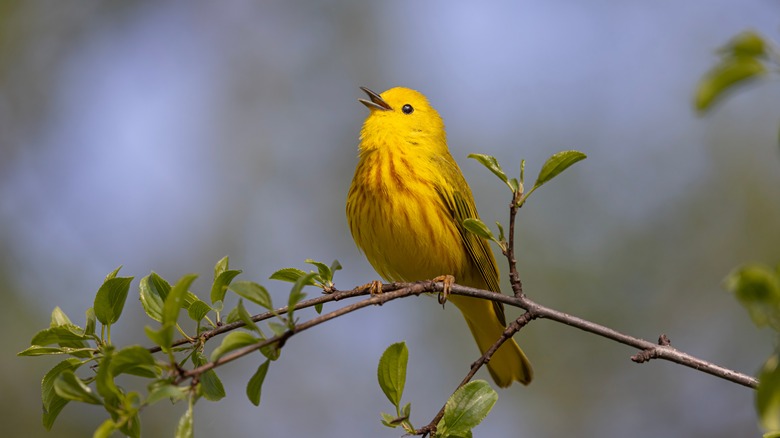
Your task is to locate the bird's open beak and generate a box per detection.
[358,86,392,111]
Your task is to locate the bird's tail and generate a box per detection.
[449,295,533,387]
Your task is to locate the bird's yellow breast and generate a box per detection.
[347,145,467,283]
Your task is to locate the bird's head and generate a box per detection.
[357,86,447,154]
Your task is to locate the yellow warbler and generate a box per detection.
[346,86,533,387]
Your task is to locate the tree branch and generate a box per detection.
[418,281,757,389]
[156,278,755,433]
[132,274,760,438]
[151,282,412,354]
[157,281,756,396]
[175,281,436,383]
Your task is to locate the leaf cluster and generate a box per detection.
[695,30,780,146]
[377,343,497,438]
[697,30,780,437]
[695,30,776,113]
[18,256,340,437]
[724,264,780,436]
[465,150,586,252]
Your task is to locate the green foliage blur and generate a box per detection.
[697,30,780,437]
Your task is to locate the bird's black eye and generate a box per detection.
[402,104,414,114]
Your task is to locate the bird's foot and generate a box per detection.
[362,280,383,296]
[434,275,455,307]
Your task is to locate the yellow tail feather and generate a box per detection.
[449,295,533,387]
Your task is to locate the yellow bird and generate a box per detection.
[346,86,533,387]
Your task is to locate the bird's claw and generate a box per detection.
[434,275,455,307]
[364,280,383,296]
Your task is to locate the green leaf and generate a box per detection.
[31,325,91,346]
[149,272,172,298]
[519,159,526,186]
[380,402,412,428]
[163,274,198,327]
[50,307,73,327]
[306,259,332,281]
[267,321,287,337]
[94,275,134,326]
[401,401,411,418]
[105,265,122,281]
[30,323,93,358]
[112,345,158,378]
[42,358,82,430]
[54,370,102,405]
[437,380,498,437]
[695,56,766,112]
[93,419,118,438]
[176,402,194,438]
[210,269,242,304]
[139,273,168,322]
[495,221,505,243]
[463,218,495,242]
[269,267,309,283]
[146,383,188,405]
[95,348,121,407]
[287,273,316,326]
[246,360,270,406]
[303,259,341,288]
[377,342,408,409]
[721,30,766,58]
[229,281,273,309]
[236,299,261,334]
[758,354,780,431]
[119,395,142,438]
[724,264,780,331]
[210,331,260,362]
[259,343,280,362]
[314,302,324,314]
[18,346,91,357]
[187,300,213,323]
[214,255,230,278]
[84,308,96,337]
[193,353,225,401]
[380,411,399,428]
[144,323,174,352]
[467,154,509,186]
[225,306,241,324]
[532,150,587,193]
[181,292,201,314]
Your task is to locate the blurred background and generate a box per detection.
[2,1,780,436]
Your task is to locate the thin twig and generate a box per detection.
[434,281,757,388]
[176,281,434,382]
[415,312,535,437]
[506,190,524,298]
[151,282,409,354]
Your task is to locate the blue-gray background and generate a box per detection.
[2,1,780,436]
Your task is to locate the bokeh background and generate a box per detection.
[2,1,780,437]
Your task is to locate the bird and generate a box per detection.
[346,86,533,387]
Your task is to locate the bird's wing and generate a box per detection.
[435,177,508,327]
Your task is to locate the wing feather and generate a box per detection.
[435,179,508,327]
